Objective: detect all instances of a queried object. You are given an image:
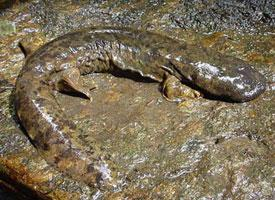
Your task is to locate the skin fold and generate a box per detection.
[15,26,266,187]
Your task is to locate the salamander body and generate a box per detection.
[15,27,266,187]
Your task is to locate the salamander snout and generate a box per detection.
[225,65,266,102]
[184,61,266,102]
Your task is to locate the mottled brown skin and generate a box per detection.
[15,27,266,187]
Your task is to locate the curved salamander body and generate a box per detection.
[15,27,266,187]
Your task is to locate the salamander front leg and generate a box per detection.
[162,74,202,102]
[51,68,95,101]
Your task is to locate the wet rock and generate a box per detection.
[0,1,274,199]
[169,0,275,33]
[27,0,275,36]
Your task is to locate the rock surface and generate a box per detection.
[0,1,274,199]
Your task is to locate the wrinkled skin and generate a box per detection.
[15,26,266,187]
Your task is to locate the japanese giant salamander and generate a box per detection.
[15,27,266,187]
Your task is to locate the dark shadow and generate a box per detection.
[109,67,157,83]
[59,90,91,100]
[18,42,28,58]
[109,66,238,103]
[59,68,156,99]
[0,172,49,200]
[108,67,237,103]
[0,0,29,11]
[181,78,237,103]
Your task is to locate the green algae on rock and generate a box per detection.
[0,20,16,36]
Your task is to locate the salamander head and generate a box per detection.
[176,60,266,102]
[217,65,266,102]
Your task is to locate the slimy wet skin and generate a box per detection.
[15,27,266,187]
